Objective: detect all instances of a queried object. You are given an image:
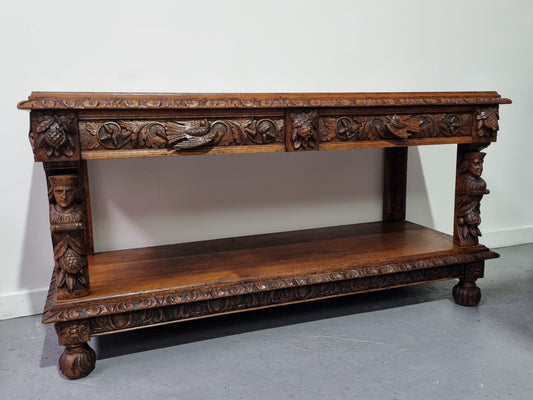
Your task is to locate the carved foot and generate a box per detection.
[58,343,96,379]
[453,279,481,306]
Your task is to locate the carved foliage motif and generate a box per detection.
[18,94,509,111]
[57,341,96,380]
[48,174,89,298]
[454,150,490,245]
[54,235,88,292]
[29,111,78,161]
[80,118,285,150]
[475,107,499,138]
[43,249,498,323]
[287,110,319,151]
[321,113,472,142]
[89,264,465,335]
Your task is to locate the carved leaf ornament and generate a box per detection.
[325,113,471,142]
[83,118,284,150]
[54,235,87,292]
[30,111,77,157]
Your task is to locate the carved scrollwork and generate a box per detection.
[29,111,79,161]
[81,118,285,151]
[321,113,472,142]
[475,107,499,138]
[287,110,319,151]
[84,120,168,150]
[454,150,490,245]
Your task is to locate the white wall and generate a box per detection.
[1,0,532,319]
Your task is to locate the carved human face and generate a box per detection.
[53,185,76,210]
[468,158,483,178]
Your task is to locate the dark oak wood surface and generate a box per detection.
[19,91,510,379]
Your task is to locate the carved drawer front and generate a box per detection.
[79,118,286,152]
[319,112,473,144]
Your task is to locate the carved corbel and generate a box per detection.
[286,110,319,151]
[453,145,490,246]
[48,174,90,299]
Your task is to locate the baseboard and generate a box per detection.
[0,288,48,320]
[482,226,533,249]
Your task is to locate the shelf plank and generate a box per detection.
[44,222,498,322]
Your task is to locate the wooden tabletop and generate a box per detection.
[18,91,511,110]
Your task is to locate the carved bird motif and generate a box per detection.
[386,115,420,139]
[167,119,218,149]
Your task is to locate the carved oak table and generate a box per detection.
[18,92,510,379]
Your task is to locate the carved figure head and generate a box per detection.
[48,175,80,211]
[459,152,486,178]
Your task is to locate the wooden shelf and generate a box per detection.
[44,221,498,324]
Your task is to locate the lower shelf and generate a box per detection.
[43,221,498,328]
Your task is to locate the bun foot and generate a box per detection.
[453,279,481,306]
[59,343,96,379]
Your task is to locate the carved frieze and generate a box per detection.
[89,264,464,335]
[454,150,490,246]
[80,118,285,151]
[286,110,319,151]
[29,111,79,161]
[321,113,472,142]
[43,249,497,323]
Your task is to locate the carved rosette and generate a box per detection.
[321,113,472,142]
[29,111,79,161]
[475,107,499,139]
[286,110,319,151]
[80,118,285,151]
[48,174,89,299]
[454,147,490,246]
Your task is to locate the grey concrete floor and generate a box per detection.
[1,244,532,400]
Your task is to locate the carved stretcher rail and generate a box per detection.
[19,91,510,379]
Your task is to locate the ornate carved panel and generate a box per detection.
[47,174,90,298]
[320,113,472,143]
[286,110,319,151]
[29,111,80,161]
[79,118,285,151]
[475,107,500,139]
[454,147,490,246]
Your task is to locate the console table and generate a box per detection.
[18,91,510,379]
